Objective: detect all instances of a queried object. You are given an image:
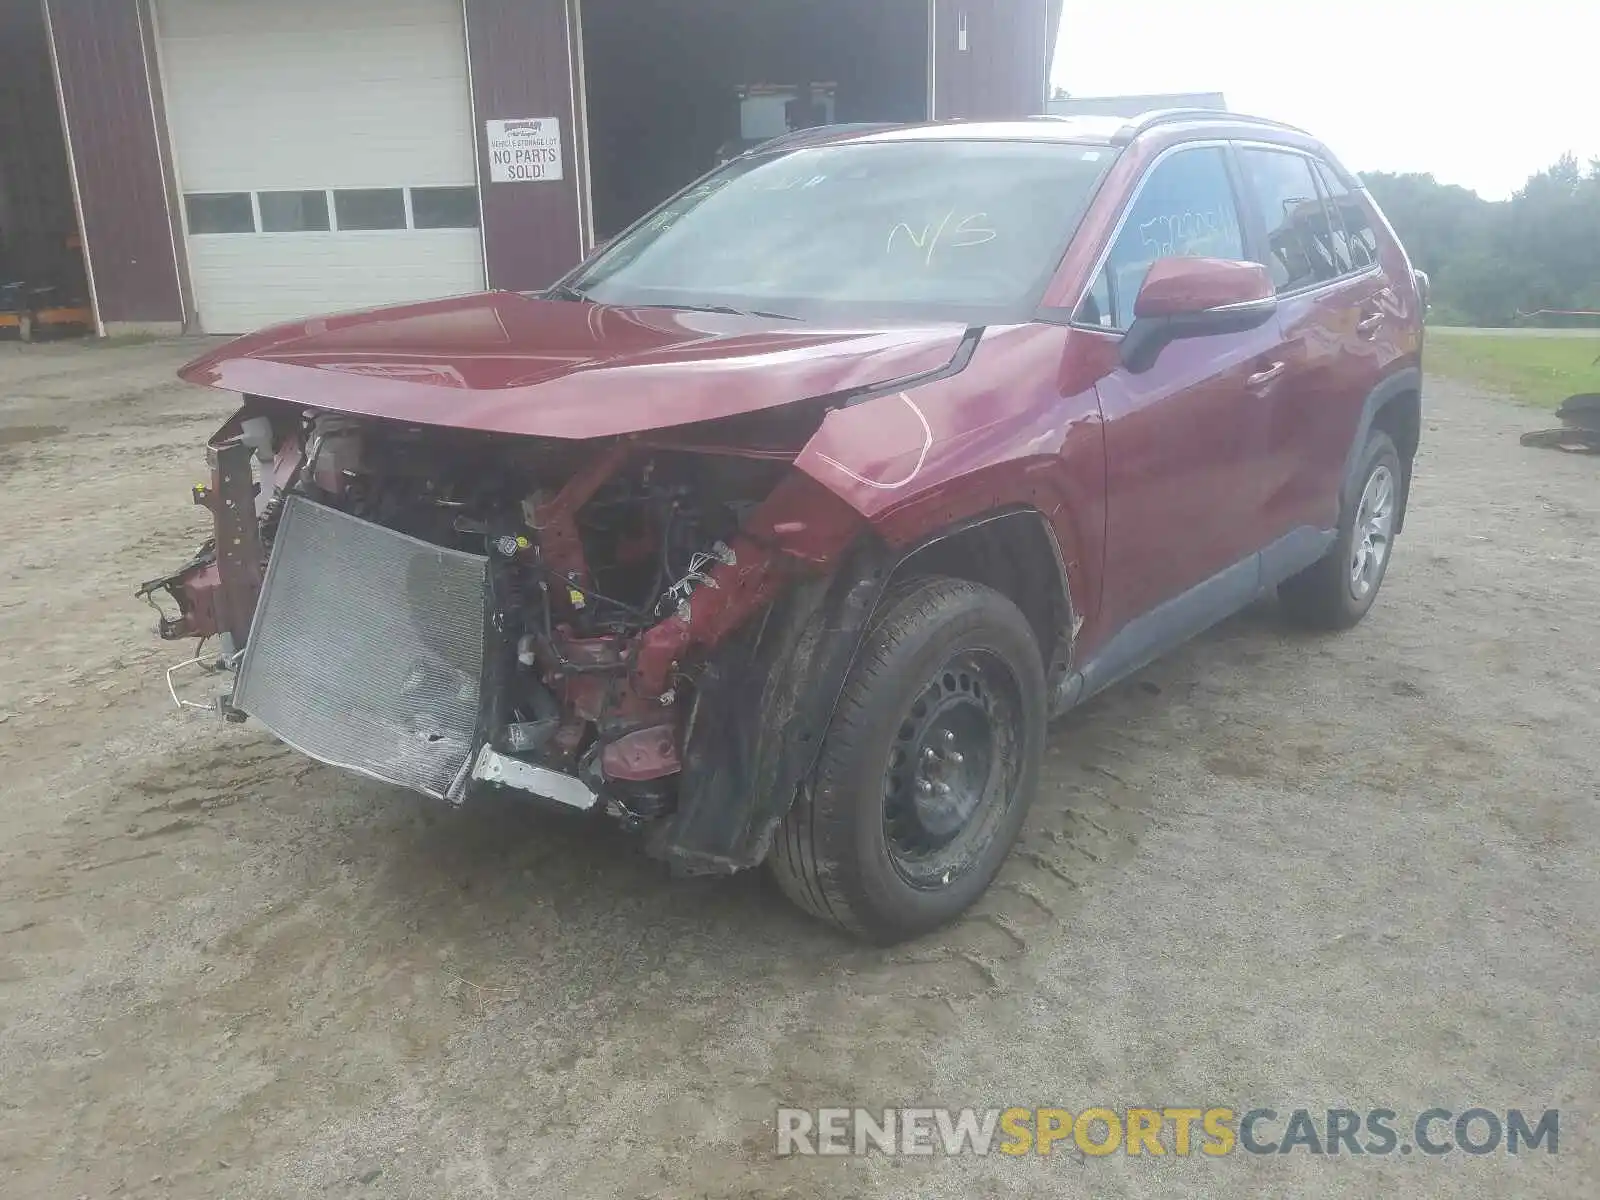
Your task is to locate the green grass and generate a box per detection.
[1426,329,1600,409]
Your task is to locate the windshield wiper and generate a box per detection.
[541,290,798,321]
[637,302,802,322]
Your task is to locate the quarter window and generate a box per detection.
[1077,147,1245,330]
[1314,161,1379,269]
[1079,268,1113,331]
[1311,170,1354,275]
[1238,149,1344,292]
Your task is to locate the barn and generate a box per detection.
[2,0,1062,336]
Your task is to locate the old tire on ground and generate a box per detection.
[769,577,1045,943]
[1279,430,1402,630]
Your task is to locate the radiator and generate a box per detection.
[232,496,488,799]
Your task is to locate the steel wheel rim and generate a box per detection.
[881,650,1022,891]
[1349,464,1396,600]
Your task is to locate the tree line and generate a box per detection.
[1360,156,1600,327]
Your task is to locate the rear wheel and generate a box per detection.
[1279,431,1402,629]
[769,578,1045,943]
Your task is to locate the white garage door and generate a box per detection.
[156,0,485,334]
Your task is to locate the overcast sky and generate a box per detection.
[1052,0,1598,200]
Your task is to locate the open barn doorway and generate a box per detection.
[0,0,93,339]
[578,0,930,242]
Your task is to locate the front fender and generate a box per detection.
[789,323,1106,613]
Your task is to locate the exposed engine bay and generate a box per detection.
[140,398,869,857]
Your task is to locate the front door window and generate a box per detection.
[1078,147,1245,330]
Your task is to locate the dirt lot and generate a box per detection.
[1,339,1596,1199]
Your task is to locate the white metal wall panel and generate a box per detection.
[182,231,484,336]
[156,0,485,332]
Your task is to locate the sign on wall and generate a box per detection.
[486,118,564,183]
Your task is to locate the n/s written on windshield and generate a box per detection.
[887,211,998,265]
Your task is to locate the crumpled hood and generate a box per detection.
[178,291,971,439]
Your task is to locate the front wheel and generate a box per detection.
[769,578,1045,943]
[1279,430,1402,630]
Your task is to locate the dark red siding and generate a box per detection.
[44,0,183,327]
[465,0,586,292]
[0,0,76,283]
[934,0,1050,120]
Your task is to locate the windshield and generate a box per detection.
[564,139,1116,323]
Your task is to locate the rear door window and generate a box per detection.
[1238,148,1345,293]
[1077,146,1245,330]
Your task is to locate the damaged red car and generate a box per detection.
[141,113,1424,942]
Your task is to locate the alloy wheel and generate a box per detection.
[1350,464,1396,600]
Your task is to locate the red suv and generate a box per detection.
[143,111,1424,943]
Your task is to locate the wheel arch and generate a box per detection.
[1344,367,1421,533]
[652,508,1082,877]
[889,506,1079,686]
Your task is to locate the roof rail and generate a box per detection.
[753,122,904,153]
[1110,108,1309,146]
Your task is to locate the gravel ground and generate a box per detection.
[0,339,1595,1199]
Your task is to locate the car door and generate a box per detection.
[1080,144,1290,655]
[1234,146,1393,548]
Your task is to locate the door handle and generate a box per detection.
[1247,361,1287,388]
[1357,312,1386,337]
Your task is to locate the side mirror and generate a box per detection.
[1120,257,1277,373]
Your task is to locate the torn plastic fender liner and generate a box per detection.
[651,533,896,875]
[651,500,1084,875]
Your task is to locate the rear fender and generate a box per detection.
[1344,367,1421,533]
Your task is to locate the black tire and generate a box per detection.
[1279,431,1402,630]
[769,577,1045,943]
